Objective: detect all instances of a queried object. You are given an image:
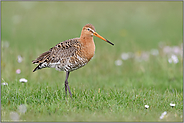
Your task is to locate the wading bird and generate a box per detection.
[32,24,114,97]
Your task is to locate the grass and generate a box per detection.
[1,1,183,122]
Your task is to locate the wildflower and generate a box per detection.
[163,46,172,54]
[18,104,27,114]
[17,55,23,63]
[160,111,167,119]
[115,60,122,66]
[141,52,149,61]
[19,78,28,83]
[121,53,129,60]
[145,105,149,109]
[168,54,179,64]
[163,45,182,56]
[170,103,175,107]
[172,46,181,55]
[10,111,19,121]
[2,82,8,86]
[16,69,21,74]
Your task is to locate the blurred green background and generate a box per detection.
[2,1,182,51]
[1,1,183,122]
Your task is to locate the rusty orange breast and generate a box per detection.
[80,36,95,61]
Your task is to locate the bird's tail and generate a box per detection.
[32,50,51,72]
[33,63,43,72]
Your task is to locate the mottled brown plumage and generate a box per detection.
[32,38,86,72]
[32,23,114,97]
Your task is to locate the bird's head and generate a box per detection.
[82,24,114,46]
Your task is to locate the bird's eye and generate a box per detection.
[87,28,94,33]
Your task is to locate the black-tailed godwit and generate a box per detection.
[32,24,114,97]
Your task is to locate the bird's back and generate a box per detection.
[32,38,89,72]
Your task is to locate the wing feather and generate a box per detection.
[32,38,81,72]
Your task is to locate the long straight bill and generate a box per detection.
[93,32,114,46]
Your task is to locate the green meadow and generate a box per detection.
[1,1,183,122]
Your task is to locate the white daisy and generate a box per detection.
[170,103,175,107]
[18,104,27,114]
[19,78,28,83]
[2,82,8,86]
[145,105,149,109]
[115,60,122,66]
[17,55,23,63]
[10,111,19,121]
[121,53,130,60]
[160,111,167,119]
[168,54,179,64]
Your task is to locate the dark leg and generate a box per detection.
[65,71,72,97]
[65,80,68,96]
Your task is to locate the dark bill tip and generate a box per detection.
[106,39,114,46]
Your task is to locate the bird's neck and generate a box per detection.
[80,33,95,61]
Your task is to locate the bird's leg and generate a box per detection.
[65,81,68,96]
[65,71,72,97]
